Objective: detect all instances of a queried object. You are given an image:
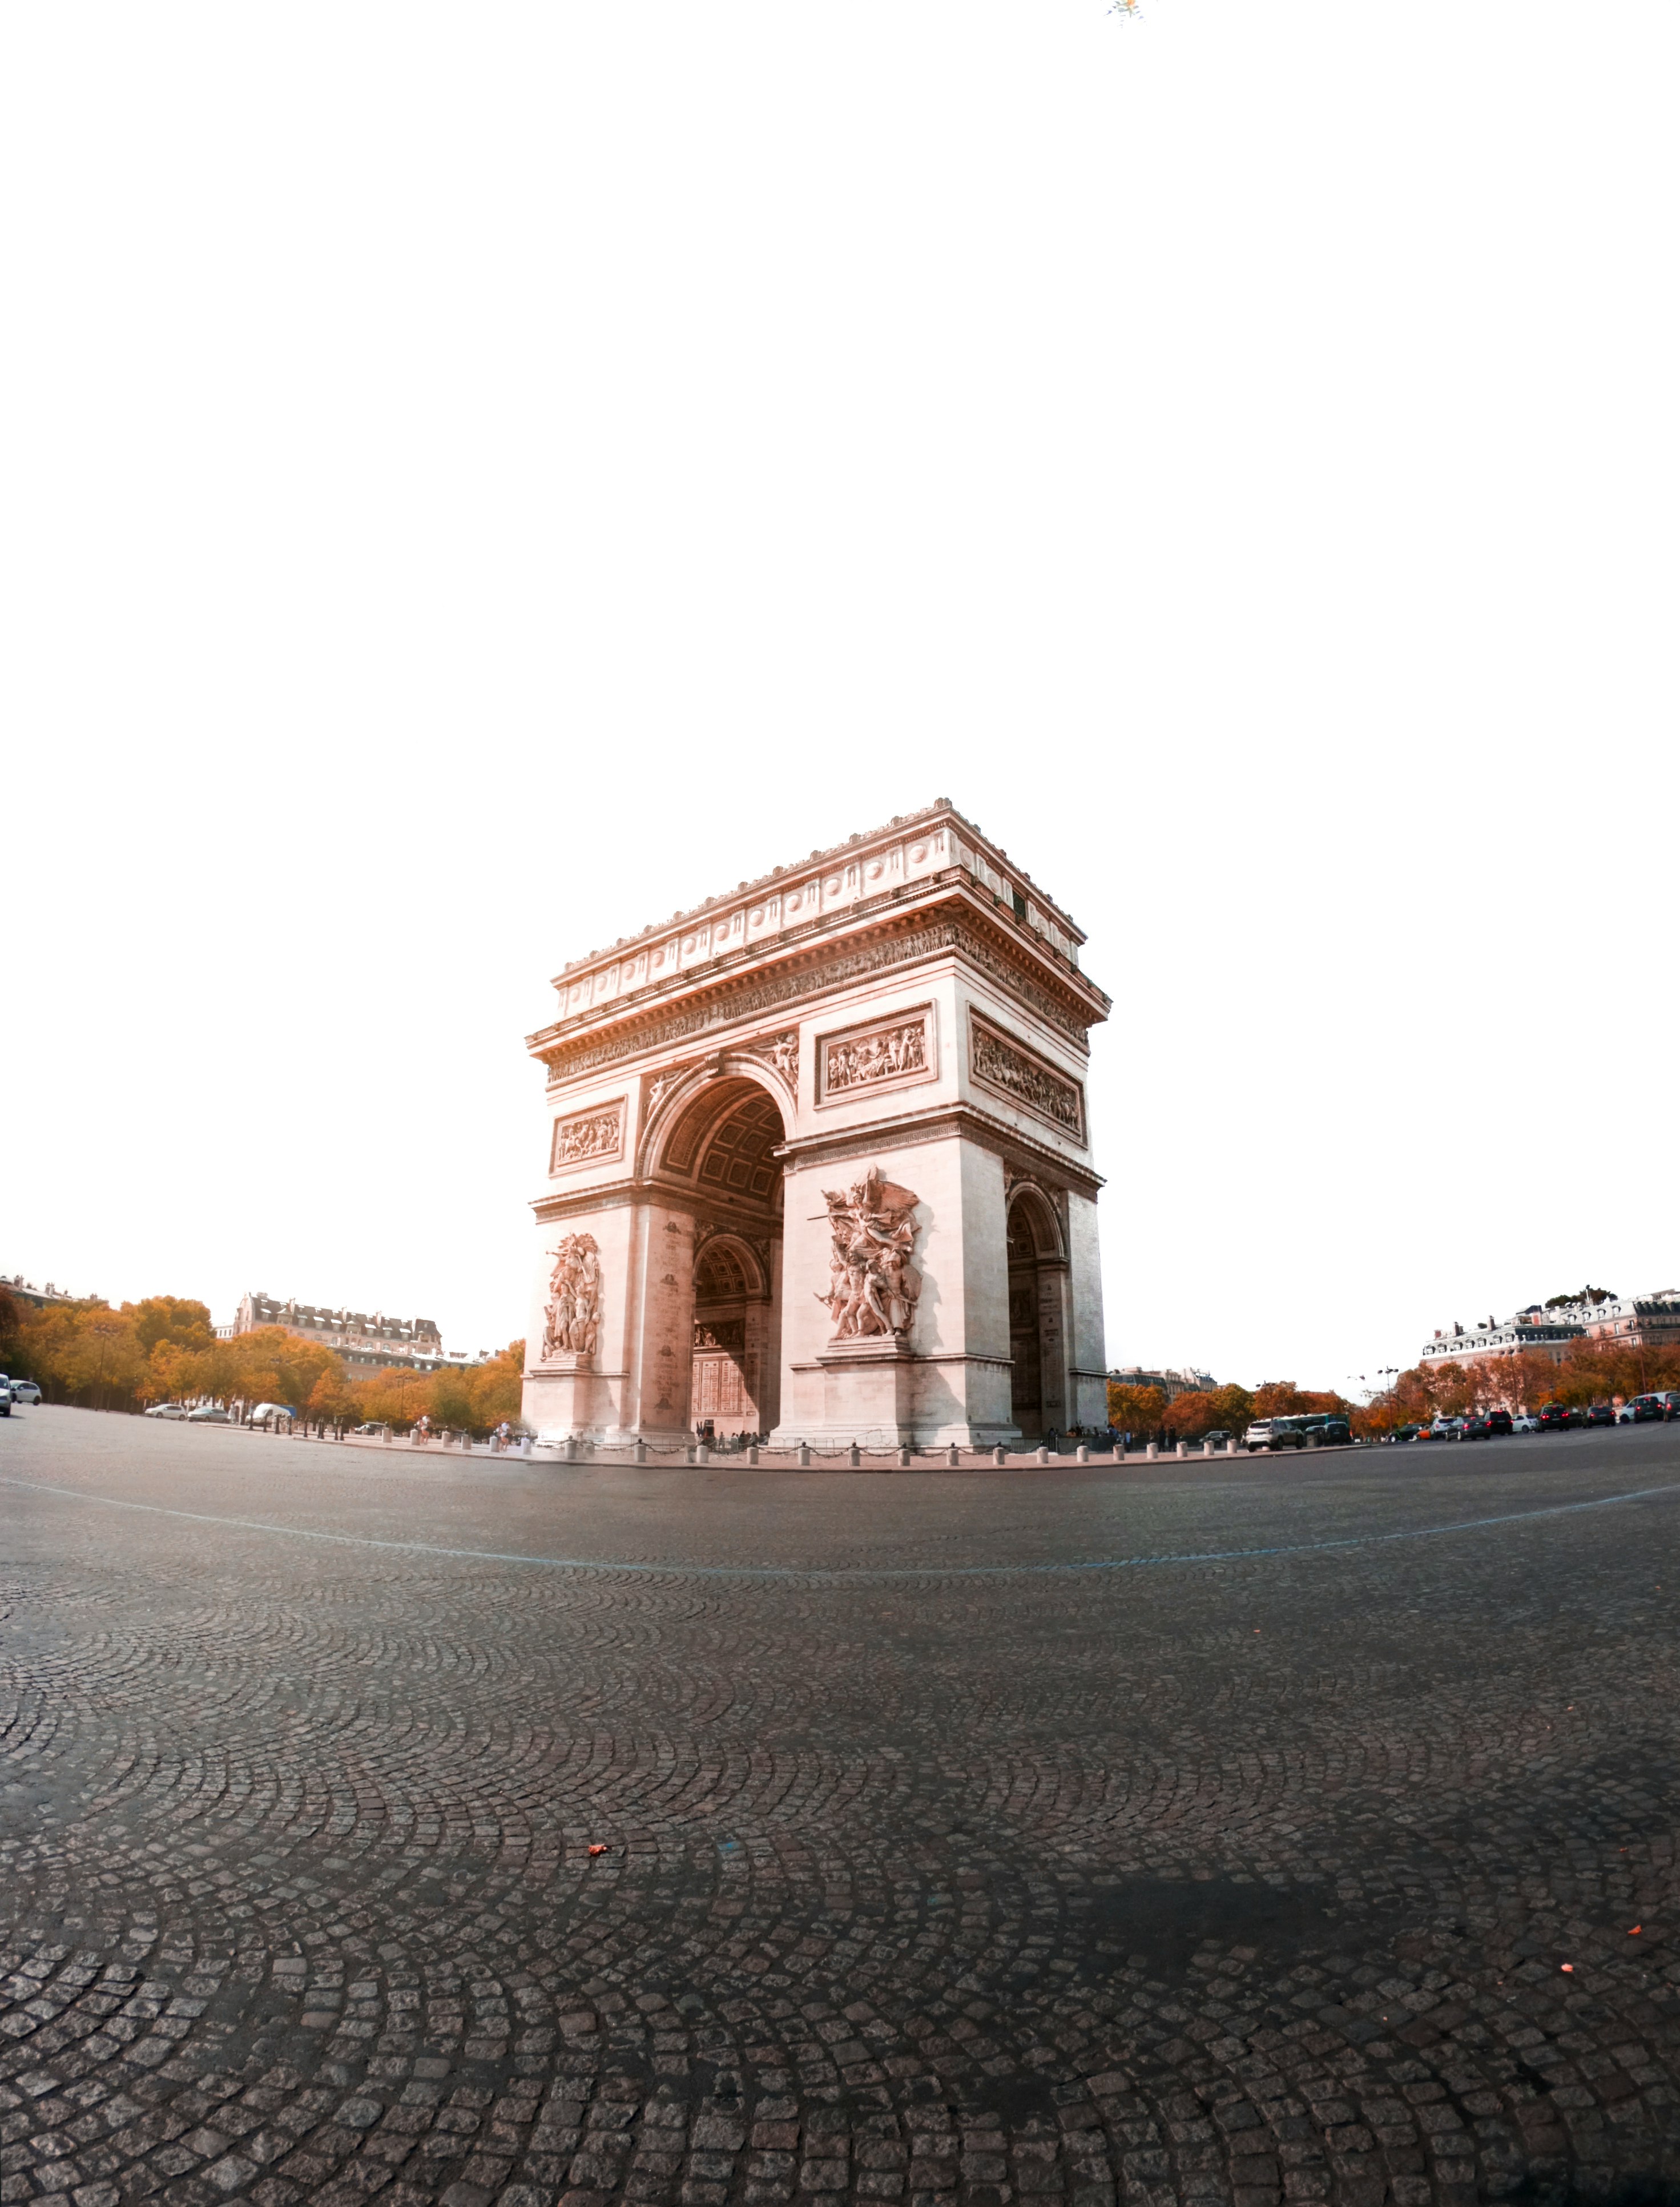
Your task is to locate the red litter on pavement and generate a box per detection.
[1561,1963,1574,1973]
[587,1844,607,1857]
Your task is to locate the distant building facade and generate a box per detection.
[2,1274,92,1311]
[1107,1365,1216,1401]
[1420,1290,1680,1372]
[228,1292,476,1376]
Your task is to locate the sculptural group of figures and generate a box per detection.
[817,1165,922,1340]
[826,1021,925,1093]
[542,1233,602,1359]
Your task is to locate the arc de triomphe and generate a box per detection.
[521,801,1110,1449]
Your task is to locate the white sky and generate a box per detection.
[5,2,1677,1392]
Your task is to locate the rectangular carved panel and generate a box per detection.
[815,1005,936,1107]
[549,1100,625,1174]
[969,1013,1085,1142]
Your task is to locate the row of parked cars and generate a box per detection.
[1244,1413,1353,1451]
[1393,1392,1680,1441]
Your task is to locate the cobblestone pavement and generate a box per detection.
[5,1408,1680,2207]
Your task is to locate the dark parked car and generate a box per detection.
[1391,1424,1421,1443]
[1618,1395,1667,1425]
[1538,1402,1583,1431]
[1302,1415,1352,1447]
[1585,1403,1616,1427]
[1478,1408,1513,1436]
[1461,1414,1493,1440]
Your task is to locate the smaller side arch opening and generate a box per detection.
[1006,1185,1069,1443]
[691,1233,776,1440]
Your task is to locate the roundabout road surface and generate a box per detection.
[5,1407,1680,2207]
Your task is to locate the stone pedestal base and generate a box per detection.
[523,1354,617,1443]
[769,1338,1021,1451]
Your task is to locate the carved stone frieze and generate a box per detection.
[549,1101,624,1173]
[540,1233,602,1363]
[542,915,1091,1087]
[970,1013,1085,1142]
[816,1165,922,1343]
[817,1006,934,1105]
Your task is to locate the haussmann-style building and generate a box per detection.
[519,800,1111,1450]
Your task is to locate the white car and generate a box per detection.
[1511,1413,1540,1433]
[6,1378,39,1404]
[144,1401,191,1420]
[248,1401,295,1428]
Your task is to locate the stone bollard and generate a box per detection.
[1146,1443,1159,1460]
[798,1442,811,1467]
[1202,1440,1214,1458]
[564,1437,578,1463]
[748,1443,759,1465]
[382,1428,392,1444]
[1305,1431,1320,1449]
[1224,1437,1238,1454]
[1077,1443,1090,1463]
[520,1438,533,1457]
[946,1443,960,1469]
[848,1441,861,1468]
[1176,1440,1189,1458]
[634,1439,647,1464]
[993,1444,1007,1465]
[1034,1445,1048,1465]
[897,1444,910,1468]
[697,1443,710,1464]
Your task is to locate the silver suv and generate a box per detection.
[1245,1416,1306,1452]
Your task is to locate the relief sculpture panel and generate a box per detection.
[817,1007,934,1105]
[550,1101,624,1173]
[817,1165,922,1342]
[541,1233,602,1361]
[969,1013,1085,1141]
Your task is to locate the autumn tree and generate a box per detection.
[127,1296,215,1355]
[1107,1382,1167,1437]
[469,1343,525,1431]
[1165,1383,1254,1441]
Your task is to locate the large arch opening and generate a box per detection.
[654,1074,787,1440]
[1006,1185,1069,1443]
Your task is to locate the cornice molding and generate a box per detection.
[534,894,1104,1089]
[774,1098,1105,1197]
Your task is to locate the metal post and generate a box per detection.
[897,1444,910,1468]
[848,1441,861,1467]
[946,1443,960,1468]
[798,1442,811,1467]
[565,1436,577,1463]
[993,1444,1007,1466]
[635,1439,647,1464]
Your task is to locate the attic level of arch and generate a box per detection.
[529,855,1109,1089]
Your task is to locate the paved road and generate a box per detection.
[4,1407,1680,2207]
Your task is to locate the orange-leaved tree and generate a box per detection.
[1107,1382,1167,1437]
[1165,1383,1255,1441]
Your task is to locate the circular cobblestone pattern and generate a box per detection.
[6,1409,1680,2207]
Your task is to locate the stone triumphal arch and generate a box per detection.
[521,801,1110,1449]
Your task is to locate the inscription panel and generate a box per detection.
[816,1005,936,1108]
[550,1100,625,1174]
[968,1013,1085,1142]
